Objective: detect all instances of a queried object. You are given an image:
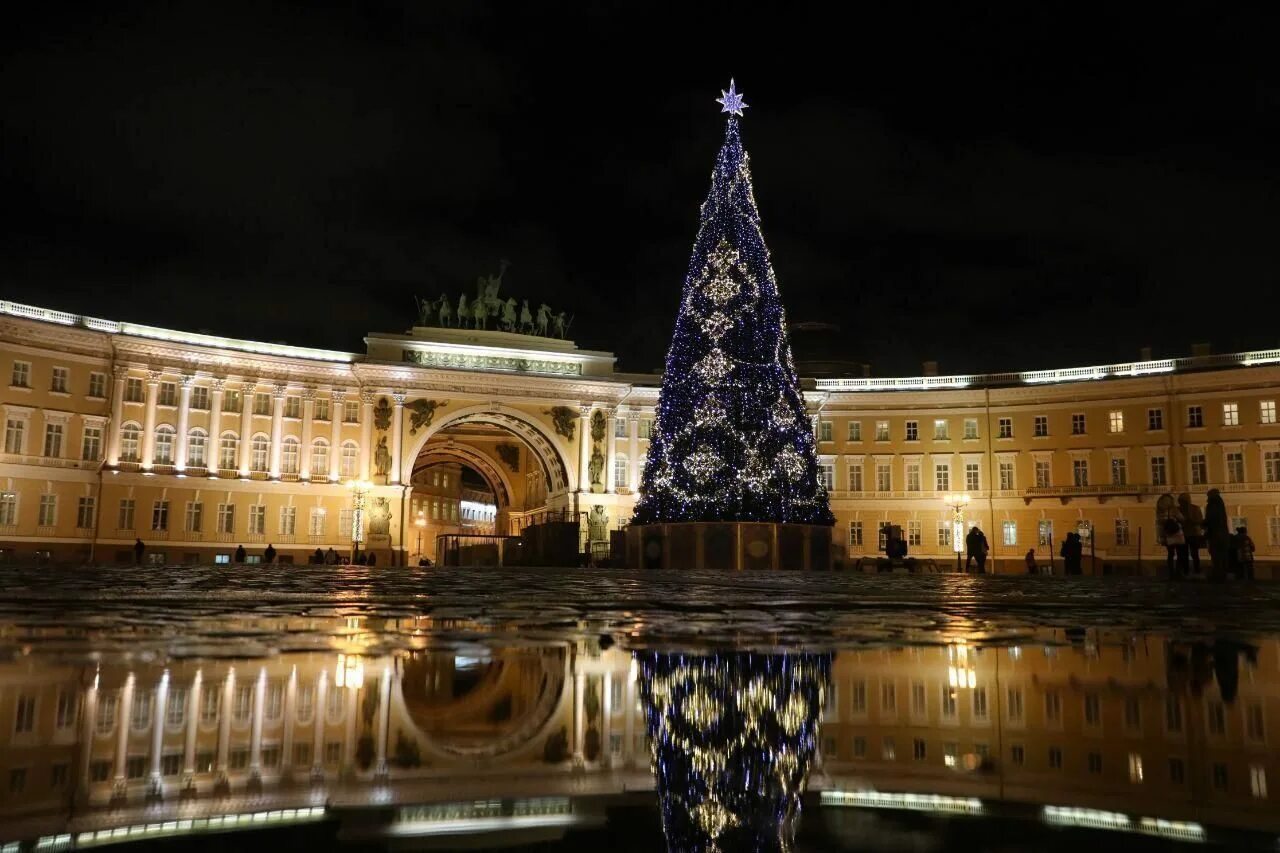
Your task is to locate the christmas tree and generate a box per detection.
[632,82,834,526]
[638,651,830,853]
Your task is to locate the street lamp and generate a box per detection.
[348,479,373,562]
[414,509,427,564]
[943,493,971,573]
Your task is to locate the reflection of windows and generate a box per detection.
[1165,696,1182,733]
[1250,765,1268,799]
[201,688,219,724]
[234,685,253,724]
[1007,687,1024,723]
[1206,700,1226,735]
[1045,690,1061,724]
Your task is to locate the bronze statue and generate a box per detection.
[546,406,577,440]
[406,399,447,435]
[374,436,392,478]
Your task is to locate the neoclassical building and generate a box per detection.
[1,299,1279,574]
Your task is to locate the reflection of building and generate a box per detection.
[3,298,1280,572]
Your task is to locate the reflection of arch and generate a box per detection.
[404,404,572,495]
[414,444,513,509]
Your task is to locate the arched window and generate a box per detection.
[614,454,629,489]
[250,434,270,473]
[310,439,329,478]
[339,441,359,478]
[153,425,175,465]
[281,436,300,475]
[120,423,141,462]
[187,428,208,468]
[218,432,239,471]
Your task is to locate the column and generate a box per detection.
[329,389,345,481]
[268,384,286,479]
[359,390,375,480]
[601,671,613,767]
[577,405,592,492]
[107,366,127,466]
[79,674,100,788]
[174,375,194,471]
[216,669,234,781]
[390,392,405,485]
[604,407,618,493]
[374,660,393,779]
[140,370,161,469]
[573,669,586,761]
[623,665,636,767]
[281,666,297,774]
[182,670,203,780]
[113,673,136,787]
[148,670,169,796]
[206,380,224,476]
[238,380,256,475]
[628,412,640,493]
[311,670,328,780]
[342,685,358,775]
[299,389,315,480]
[249,667,266,778]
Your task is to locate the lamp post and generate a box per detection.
[414,509,426,564]
[348,479,372,562]
[943,493,971,573]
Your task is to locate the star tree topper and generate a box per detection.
[716,79,748,117]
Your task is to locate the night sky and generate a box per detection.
[2,4,1277,375]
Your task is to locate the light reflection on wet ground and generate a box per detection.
[2,565,1277,661]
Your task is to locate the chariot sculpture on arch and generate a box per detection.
[413,260,573,338]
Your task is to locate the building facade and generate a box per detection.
[1,300,1278,574]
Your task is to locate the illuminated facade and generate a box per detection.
[1,299,1279,573]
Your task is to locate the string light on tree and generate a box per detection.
[632,81,835,526]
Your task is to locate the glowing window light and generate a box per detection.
[334,654,363,690]
[821,790,984,815]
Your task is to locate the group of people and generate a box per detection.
[1159,490,1254,580]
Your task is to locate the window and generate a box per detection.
[935,462,950,492]
[1088,752,1103,774]
[125,377,143,402]
[998,417,1012,439]
[1072,458,1089,487]
[132,690,153,730]
[200,688,219,724]
[149,500,168,532]
[1189,453,1207,485]
[190,386,209,410]
[1007,687,1024,723]
[15,694,36,733]
[314,398,330,421]
[943,742,958,767]
[875,463,891,492]
[4,418,24,453]
[882,737,896,761]
[1071,413,1086,435]
[847,421,861,441]
[1165,696,1183,733]
[265,681,284,720]
[963,419,978,440]
[933,419,949,440]
[1246,701,1265,741]
[1127,753,1143,783]
[76,496,95,529]
[1111,456,1127,485]
[1045,690,1062,724]
[937,521,952,548]
[343,400,360,423]
[153,426,174,464]
[309,508,327,536]
[1170,758,1186,784]
[905,420,918,441]
[1108,410,1124,433]
[248,505,266,535]
[185,502,202,533]
[117,499,135,530]
[166,688,186,727]
[1034,415,1048,437]
[1150,455,1167,486]
[639,418,653,439]
[280,437,300,475]
[912,738,927,761]
[1264,451,1280,483]
[222,390,241,413]
[1223,402,1239,426]
[250,435,269,472]
[158,382,176,406]
[1226,451,1245,484]
[340,441,359,478]
[51,366,69,393]
[1148,407,1164,430]
[1206,700,1226,735]
[285,396,301,419]
[999,461,1014,490]
[119,423,141,461]
[877,521,891,551]
[186,429,207,468]
[848,520,862,546]
[11,361,30,387]
[309,439,331,477]
[973,686,989,720]
[851,681,867,714]
[1038,520,1053,547]
[1124,697,1141,731]
[43,423,63,457]
[852,736,866,758]
[340,508,355,540]
[911,682,926,717]
[1213,763,1228,791]
[881,682,896,713]
[253,392,271,416]
[1187,405,1203,428]
[1251,765,1268,799]
[614,455,630,489]
[818,420,832,442]
[907,520,921,546]
[216,503,235,534]
[233,684,253,724]
[1011,744,1025,765]
[1263,400,1277,425]
[1048,747,1063,769]
[218,433,238,470]
[68,423,99,465]
[1115,518,1130,546]
[88,371,107,398]
[847,463,862,492]
[38,494,57,527]
[875,420,889,441]
[905,462,921,491]
[1002,520,1017,546]
[964,462,980,491]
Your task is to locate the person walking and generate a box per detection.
[264,543,276,564]
[234,544,246,564]
[1157,493,1187,579]
[964,526,986,573]
[1203,489,1230,581]
[1060,532,1083,575]
[134,538,145,565]
[1024,549,1037,574]
[1178,493,1205,577]
[325,547,338,565]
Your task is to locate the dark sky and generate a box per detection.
[3,4,1278,375]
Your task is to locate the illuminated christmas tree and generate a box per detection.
[638,651,830,853]
[632,82,834,526]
